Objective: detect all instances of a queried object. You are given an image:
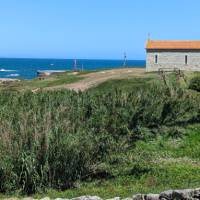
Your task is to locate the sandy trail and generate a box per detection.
[47,68,145,92]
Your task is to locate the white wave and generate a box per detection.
[50,64,54,66]
[0,68,16,72]
[6,74,20,77]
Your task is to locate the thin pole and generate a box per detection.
[123,52,127,67]
[73,59,77,71]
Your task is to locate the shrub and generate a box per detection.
[0,82,199,194]
[189,76,200,92]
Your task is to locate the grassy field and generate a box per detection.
[0,70,200,199]
[31,125,200,199]
[0,68,147,92]
[89,77,154,93]
[0,71,96,91]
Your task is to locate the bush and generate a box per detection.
[189,76,200,92]
[0,83,199,194]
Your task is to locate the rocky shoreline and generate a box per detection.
[4,187,200,200]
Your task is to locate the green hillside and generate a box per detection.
[1,71,200,199]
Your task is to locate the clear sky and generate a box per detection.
[0,0,200,59]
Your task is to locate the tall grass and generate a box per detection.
[0,82,199,194]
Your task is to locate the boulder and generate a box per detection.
[159,190,173,200]
[122,198,132,200]
[144,194,159,200]
[22,198,35,200]
[193,188,200,199]
[55,198,69,200]
[40,198,50,200]
[122,197,132,200]
[172,189,194,200]
[132,194,144,200]
[71,196,102,200]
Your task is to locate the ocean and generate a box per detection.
[0,58,145,80]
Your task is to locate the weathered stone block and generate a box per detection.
[71,196,102,200]
[132,194,144,200]
[144,194,159,200]
[159,190,174,200]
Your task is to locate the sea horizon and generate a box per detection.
[0,58,146,80]
[0,57,146,61]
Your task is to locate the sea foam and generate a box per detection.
[6,74,20,77]
[0,69,16,72]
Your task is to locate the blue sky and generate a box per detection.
[0,0,200,59]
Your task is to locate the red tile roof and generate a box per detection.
[146,40,200,50]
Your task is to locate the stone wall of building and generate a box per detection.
[146,50,200,71]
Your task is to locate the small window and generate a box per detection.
[185,55,188,65]
[155,55,158,64]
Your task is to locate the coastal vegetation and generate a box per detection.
[0,70,200,199]
[0,71,91,91]
[189,74,200,92]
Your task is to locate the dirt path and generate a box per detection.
[47,68,145,92]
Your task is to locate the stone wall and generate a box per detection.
[146,50,200,71]
[4,187,200,200]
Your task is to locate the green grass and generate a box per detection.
[32,169,200,199]
[1,71,200,199]
[38,125,200,199]
[0,70,96,91]
[0,74,82,91]
[89,77,155,93]
[2,124,200,199]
